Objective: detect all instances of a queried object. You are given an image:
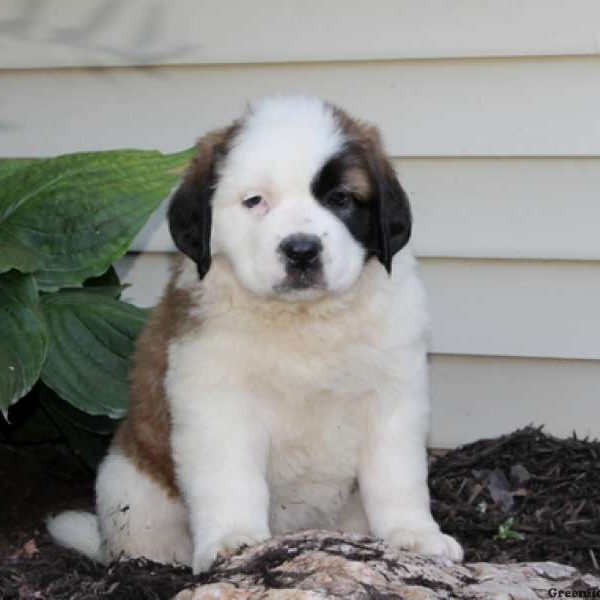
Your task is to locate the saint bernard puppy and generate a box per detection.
[48,96,462,573]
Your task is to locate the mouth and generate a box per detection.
[273,268,326,297]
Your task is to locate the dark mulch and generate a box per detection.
[1,426,599,599]
[1,541,201,600]
[430,426,600,573]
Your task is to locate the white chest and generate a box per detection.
[265,390,368,483]
[260,388,369,532]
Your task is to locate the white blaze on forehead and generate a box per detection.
[219,96,345,196]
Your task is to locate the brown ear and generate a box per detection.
[168,124,238,279]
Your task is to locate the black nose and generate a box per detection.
[279,234,323,268]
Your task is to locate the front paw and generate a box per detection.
[192,530,270,574]
[386,529,463,562]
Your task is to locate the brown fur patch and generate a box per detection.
[330,104,398,184]
[342,167,372,200]
[332,104,404,206]
[114,123,242,496]
[331,105,383,154]
[188,121,242,188]
[113,259,198,497]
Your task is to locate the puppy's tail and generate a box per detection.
[46,510,102,561]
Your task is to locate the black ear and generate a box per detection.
[168,127,234,279]
[370,155,412,274]
[168,173,215,279]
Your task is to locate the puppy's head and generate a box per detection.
[169,96,411,300]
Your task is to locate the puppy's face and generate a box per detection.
[169,97,411,301]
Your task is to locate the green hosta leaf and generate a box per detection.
[45,391,119,436]
[40,291,148,418]
[43,397,112,470]
[0,271,49,413]
[0,157,40,182]
[40,386,116,469]
[83,265,127,298]
[0,147,193,290]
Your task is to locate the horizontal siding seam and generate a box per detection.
[3,51,600,73]
[430,351,600,363]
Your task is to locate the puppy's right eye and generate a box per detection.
[326,190,352,209]
[242,195,262,208]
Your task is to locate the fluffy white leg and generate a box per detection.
[95,451,192,565]
[360,348,463,562]
[167,349,271,574]
[46,510,101,560]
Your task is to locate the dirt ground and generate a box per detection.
[1,426,599,599]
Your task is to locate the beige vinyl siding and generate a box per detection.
[129,157,600,260]
[114,254,600,447]
[2,0,600,69]
[115,254,600,360]
[2,57,600,157]
[2,1,598,445]
[429,354,600,448]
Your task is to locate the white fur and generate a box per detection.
[46,511,101,560]
[212,96,364,300]
[47,453,192,565]
[167,251,462,572]
[95,452,192,564]
[48,96,462,572]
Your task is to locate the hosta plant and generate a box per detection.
[0,147,192,466]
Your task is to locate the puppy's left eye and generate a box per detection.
[242,195,263,208]
[326,190,352,209]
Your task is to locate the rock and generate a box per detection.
[173,530,600,599]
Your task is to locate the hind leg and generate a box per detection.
[96,451,192,565]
